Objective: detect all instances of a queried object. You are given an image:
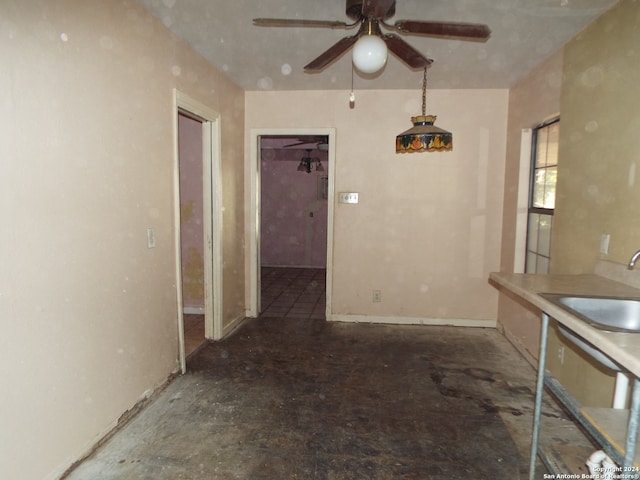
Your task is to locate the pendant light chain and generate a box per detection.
[352,63,354,91]
[422,66,427,117]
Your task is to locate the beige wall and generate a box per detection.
[499,50,564,275]
[247,88,508,324]
[0,2,245,479]
[497,0,639,407]
[553,0,640,273]
[547,0,639,406]
[496,50,564,364]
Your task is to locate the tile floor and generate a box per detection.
[260,267,326,320]
[183,267,327,357]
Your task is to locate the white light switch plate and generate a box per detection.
[339,192,359,204]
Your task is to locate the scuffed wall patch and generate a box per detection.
[182,246,204,303]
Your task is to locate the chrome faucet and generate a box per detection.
[628,250,640,269]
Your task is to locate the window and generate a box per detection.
[526,118,559,274]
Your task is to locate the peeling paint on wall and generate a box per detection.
[181,200,195,223]
[182,247,204,301]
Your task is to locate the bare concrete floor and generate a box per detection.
[63,315,593,480]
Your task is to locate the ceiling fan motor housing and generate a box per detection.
[346,0,396,20]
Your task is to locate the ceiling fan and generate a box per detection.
[254,0,491,73]
[283,136,329,149]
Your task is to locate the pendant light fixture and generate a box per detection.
[396,67,452,153]
[297,149,324,174]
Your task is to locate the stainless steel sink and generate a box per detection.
[540,294,640,333]
[541,294,640,371]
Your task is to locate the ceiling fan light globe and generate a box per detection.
[352,35,387,74]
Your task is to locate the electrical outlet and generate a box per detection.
[600,234,610,255]
[557,346,565,365]
[372,290,382,303]
[147,227,156,249]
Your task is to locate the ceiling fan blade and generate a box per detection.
[362,0,396,19]
[304,35,359,72]
[283,135,322,147]
[253,18,348,29]
[393,20,491,41]
[383,34,433,69]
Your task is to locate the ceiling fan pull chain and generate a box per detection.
[349,64,356,107]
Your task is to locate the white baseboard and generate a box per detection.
[261,264,326,269]
[328,314,496,328]
[183,306,205,315]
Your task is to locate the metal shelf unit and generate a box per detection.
[529,313,640,480]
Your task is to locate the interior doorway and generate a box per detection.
[248,129,336,320]
[173,90,223,373]
[178,112,206,357]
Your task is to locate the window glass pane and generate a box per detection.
[532,167,557,209]
[538,214,553,257]
[535,128,549,167]
[526,252,537,274]
[532,170,547,208]
[542,166,557,208]
[528,213,539,251]
[537,255,550,274]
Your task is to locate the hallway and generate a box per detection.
[260,267,326,320]
[183,267,327,358]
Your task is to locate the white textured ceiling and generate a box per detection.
[137,0,618,91]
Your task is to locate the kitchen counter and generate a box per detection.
[489,272,640,379]
[491,272,640,475]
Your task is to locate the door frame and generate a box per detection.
[248,128,336,319]
[173,90,223,373]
